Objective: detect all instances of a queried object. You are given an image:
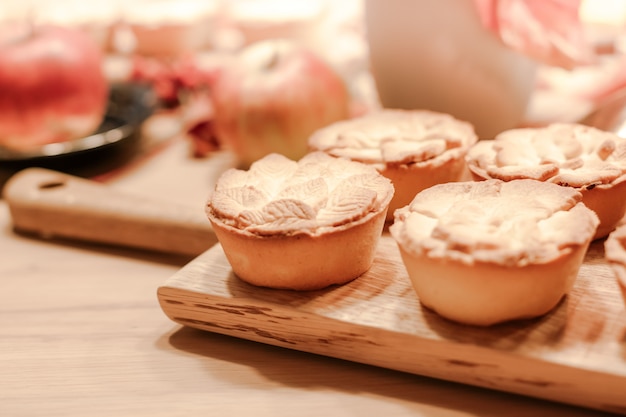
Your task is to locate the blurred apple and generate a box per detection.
[0,23,108,150]
[210,39,351,166]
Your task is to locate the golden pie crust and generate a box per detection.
[390,179,599,326]
[308,109,478,220]
[206,152,394,290]
[466,123,626,239]
[604,224,626,307]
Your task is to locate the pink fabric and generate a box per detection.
[474,0,592,69]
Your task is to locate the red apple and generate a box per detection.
[0,23,108,150]
[210,39,351,167]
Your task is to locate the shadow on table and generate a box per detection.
[6,227,195,267]
[163,326,613,417]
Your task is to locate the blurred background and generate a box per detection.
[1,0,373,97]
[4,0,626,122]
[4,0,626,170]
[0,0,374,163]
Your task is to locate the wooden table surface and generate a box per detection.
[0,137,617,417]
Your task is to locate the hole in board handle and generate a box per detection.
[38,180,66,190]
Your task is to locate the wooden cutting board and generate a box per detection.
[157,233,626,414]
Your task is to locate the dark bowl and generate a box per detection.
[0,82,157,191]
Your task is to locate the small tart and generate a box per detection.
[390,179,599,326]
[604,224,626,307]
[308,109,478,220]
[206,152,394,290]
[466,123,626,239]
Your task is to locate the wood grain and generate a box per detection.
[158,234,626,414]
[3,167,216,257]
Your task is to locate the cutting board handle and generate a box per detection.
[2,167,216,257]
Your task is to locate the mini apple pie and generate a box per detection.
[466,123,626,239]
[308,109,478,221]
[206,152,394,290]
[390,179,599,326]
[604,224,626,307]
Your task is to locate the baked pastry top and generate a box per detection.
[604,224,626,304]
[207,152,394,236]
[391,179,599,266]
[466,123,626,187]
[606,225,626,264]
[308,109,478,169]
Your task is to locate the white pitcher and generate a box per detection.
[364,0,537,138]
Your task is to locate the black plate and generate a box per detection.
[0,114,135,161]
[0,83,157,191]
